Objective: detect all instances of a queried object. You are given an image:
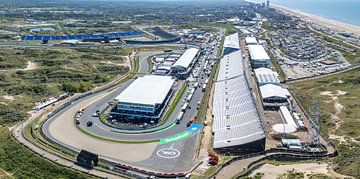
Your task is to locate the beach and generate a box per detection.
[271,4,360,36]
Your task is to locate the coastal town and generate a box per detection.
[0,0,359,179]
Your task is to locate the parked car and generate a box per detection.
[87,121,93,127]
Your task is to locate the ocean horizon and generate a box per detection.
[248,0,360,26]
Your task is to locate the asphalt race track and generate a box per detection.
[40,30,224,173]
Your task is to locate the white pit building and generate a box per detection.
[114,75,175,122]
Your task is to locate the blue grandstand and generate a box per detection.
[21,31,142,41]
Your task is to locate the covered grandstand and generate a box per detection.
[223,33,240,55]
[171,48,200,79]
[212,50,266,153]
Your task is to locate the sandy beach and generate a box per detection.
[271,4,360,36]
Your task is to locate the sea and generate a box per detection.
[248,0,360,26]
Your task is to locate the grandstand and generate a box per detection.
[151,27,179,39]
[20,31,142,42]
[124,27,181,44]
[223,33,240,55]
[212,50,266,153]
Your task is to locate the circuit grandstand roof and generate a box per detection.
[248,45,270,61]
[213,50,265,149]
[115,75,175,106]
[223,33,240,50]
[216,50,244,82]
[171,48,199,70]
[259,84,290,99]
[254,67,280,86]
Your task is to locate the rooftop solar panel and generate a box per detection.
[53,36,61,40]
[43,36,51,40]
[68,36,76,40]
[34,36,42,40]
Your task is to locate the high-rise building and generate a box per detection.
[266,0,270,9]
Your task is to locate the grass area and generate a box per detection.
[239,172,264,179]
[76,124,159,143]
[277,169,304,179]
[20,23,133,36]
[0,127,98,179]
[132,56,140,75]
[217,36,225,58]
[268,49,286,81]
[308,173,331,179]
[204,166,216,177]
[0,47,130,126]
[223,24,237,36]
[162,83,187,121]
[171,23,220,33]
[146,57,153,73]
[171,21,236,35]
[290,68,360,178]
[261,21,275,31]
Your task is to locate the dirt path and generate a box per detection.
[2,95,15,102]
[0,168,12,178]
[0,60,39,72]
[99,56,131,68]
[320,90,359,144]
[23,61,38,71]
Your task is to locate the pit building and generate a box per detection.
[114,75,175,122]
[171,48,200,79]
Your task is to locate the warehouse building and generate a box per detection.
[223,33,240,55]
[248,45,270,68]
[259,84,291,109]
[171,48,200,79]
[245,37,258,45]
[213,50,266,153]
[254,67,280,86]
[114,75,175,123]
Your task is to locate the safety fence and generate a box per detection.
[209,146,338,178]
